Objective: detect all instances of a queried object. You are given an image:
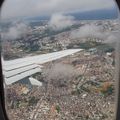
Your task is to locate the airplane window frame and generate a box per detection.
[0,1,9,120]
[115,1,120,118]
[0,0,120,120]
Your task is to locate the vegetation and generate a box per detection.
[55,105,61,113]
[79,41,101,50]
[99,82,114,96]
[28,96,39,106]
[96,44,114,53]
[67,41,114,54]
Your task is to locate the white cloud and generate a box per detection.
[1,0,116,19]
[43,63,78,83]
[2,22,29,40]
[71,23,120,43]
[71,24,104,39]
[48,14,75,31]
[105,32,120,43]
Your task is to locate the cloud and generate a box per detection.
[71,23,120,43]
[48,14,75,31]
[1,0,116,19]
[71,24,104,39]
[2,22,29,40]
[43,63,78,87]
[105,32,120,43]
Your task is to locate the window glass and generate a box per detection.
[1,0,120,120]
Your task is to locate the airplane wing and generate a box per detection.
[2,49,82,85]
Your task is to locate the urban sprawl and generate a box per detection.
[1,19,120,120]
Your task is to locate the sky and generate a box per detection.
[1,0,118,20]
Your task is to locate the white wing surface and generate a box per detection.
[3,49,82,85]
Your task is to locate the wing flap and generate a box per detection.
[5,67,41,85]
[4,64,41,78]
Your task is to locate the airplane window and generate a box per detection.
[0,0,120,120]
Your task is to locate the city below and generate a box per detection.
[1,18,119,120]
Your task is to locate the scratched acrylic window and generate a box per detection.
[1,0,120,120]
